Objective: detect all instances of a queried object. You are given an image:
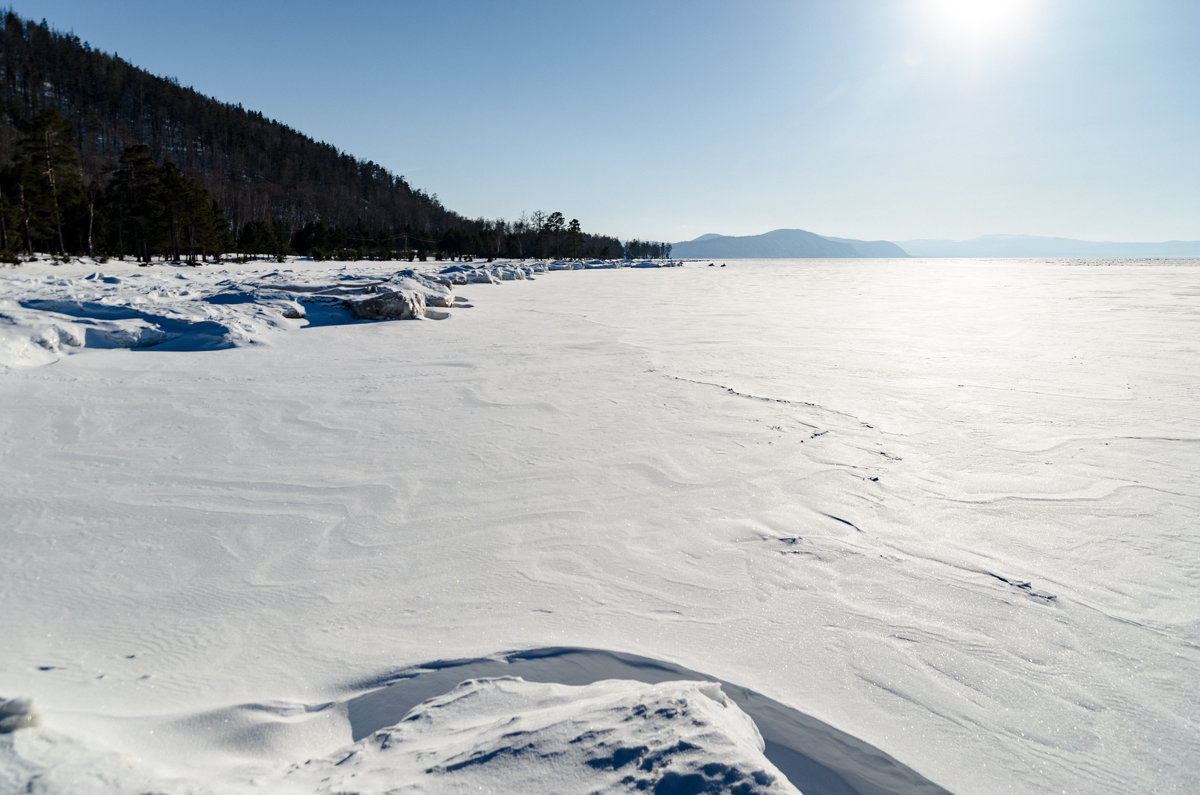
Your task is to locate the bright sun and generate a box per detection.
[920,0,1036,46]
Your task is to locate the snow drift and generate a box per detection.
[288,676,795,794]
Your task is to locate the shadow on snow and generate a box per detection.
[347,646,952,795]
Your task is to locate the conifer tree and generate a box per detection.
[10,109,82,254]
[108,144,166,262]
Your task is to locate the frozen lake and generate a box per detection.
[2,257,1197,792]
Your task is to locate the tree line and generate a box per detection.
[0,11,671,263]
[1,109,227,261]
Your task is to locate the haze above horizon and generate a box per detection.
[14,0,1200,244]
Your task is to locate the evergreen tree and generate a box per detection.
[567,218,582,258]
[237,220,276,259]
[9,109,82,254]
[108,144,166,262]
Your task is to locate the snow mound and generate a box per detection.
[285,676,796,794]
[349,647,950,795]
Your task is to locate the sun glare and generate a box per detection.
[920,0,1036,47]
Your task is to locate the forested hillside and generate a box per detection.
[0,11,661,261]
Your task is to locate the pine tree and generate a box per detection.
[108,144,166,262]
[10,109,82,254]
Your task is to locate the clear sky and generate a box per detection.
[13,0,1200,243]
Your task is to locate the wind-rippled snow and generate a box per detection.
[1,257,1197,793]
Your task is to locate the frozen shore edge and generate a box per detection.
[0,256,683,369]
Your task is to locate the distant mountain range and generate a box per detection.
[673,229,1200,259]
[898,235,1200,258]
[671,229,908,259]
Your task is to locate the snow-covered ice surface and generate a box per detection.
[1,257,1197,793]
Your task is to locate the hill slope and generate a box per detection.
[0,13,455,238]
[0,12,635,260]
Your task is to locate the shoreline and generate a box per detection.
[0,256,683,370]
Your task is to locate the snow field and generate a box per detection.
[1,257,1197,793]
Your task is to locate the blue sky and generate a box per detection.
[14,0,1200,243]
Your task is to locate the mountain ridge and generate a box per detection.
[674,229,1200,260]
[672,229,908,259]
[900,234,1200,258]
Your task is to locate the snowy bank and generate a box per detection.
[1,674,800,794]
[0,647,951,794]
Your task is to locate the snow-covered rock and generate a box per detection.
[347,290,427,320]
[389,271,455,307]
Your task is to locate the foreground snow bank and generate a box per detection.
[0,675,800,794]
[286,677,796,794]
[1,646,948,794]
[0,257,681,368]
